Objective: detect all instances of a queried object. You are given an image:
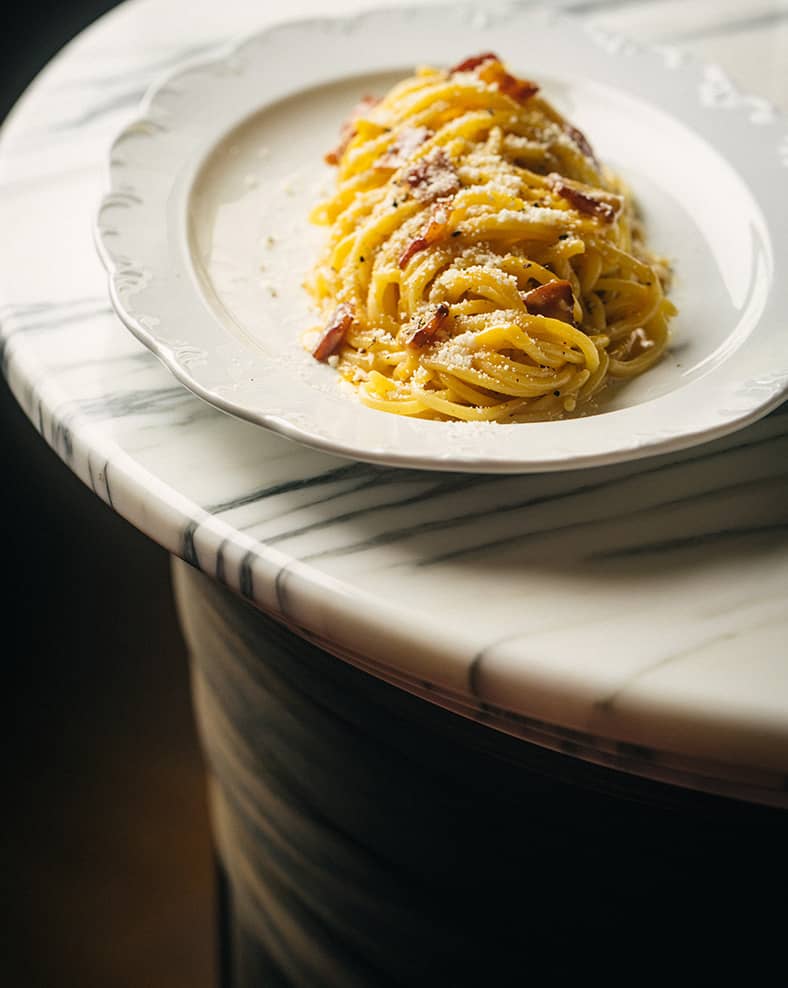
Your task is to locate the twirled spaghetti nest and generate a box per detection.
[306,53,675,422]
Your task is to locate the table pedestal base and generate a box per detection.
[172,558,783,985]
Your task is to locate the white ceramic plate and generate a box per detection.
[96,3,788,473]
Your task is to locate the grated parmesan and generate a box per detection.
[431,330,479,369]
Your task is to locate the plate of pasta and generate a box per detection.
[97,3,788,472]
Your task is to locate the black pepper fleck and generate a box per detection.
[553,390,561,397]
[451,230,462,237]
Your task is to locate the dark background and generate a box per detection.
[2,3,214,986]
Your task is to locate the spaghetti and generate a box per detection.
[306,53,675,422]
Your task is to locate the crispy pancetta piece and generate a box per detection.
[478,60,539,104]
[398,198,453,269]
[548,174,622,223]
[406,302,450,347]
[564,123,599,168]
[312,303,354,361]
[449,52,499,73]
[450,53,539,104]
[521,280,575,324]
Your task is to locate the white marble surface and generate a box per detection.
[2,0,787,805]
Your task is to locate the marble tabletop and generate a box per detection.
[2,0,787,806]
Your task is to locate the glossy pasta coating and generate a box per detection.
[307,54,675,422]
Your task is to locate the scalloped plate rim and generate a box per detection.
[95,2,788,473]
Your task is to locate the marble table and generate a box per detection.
[3,0,788,980]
